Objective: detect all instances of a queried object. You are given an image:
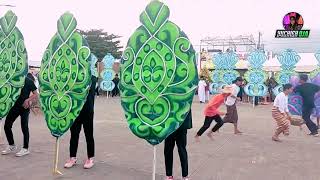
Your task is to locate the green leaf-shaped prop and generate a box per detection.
[39,12,91,138]
[120,0,198,145]
[39,12,91,174]
[0,11,28,119]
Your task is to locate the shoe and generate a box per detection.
[84,158,94,169]
[272,136,282,142]
[64,157,77,168]
[309,132,319,137]
[1,145,17,155]
[182,177,190,180]
[15,148,30,157]
[165,176,174,180]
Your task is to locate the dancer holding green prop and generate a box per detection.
[120,0,198,179]
[0,11,28,121]
[0,11,31,155]
[64,55,98,169]
[39,12,91,174]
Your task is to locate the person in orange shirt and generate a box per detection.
[195,85,233,142]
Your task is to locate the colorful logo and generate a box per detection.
[283,12,303,31]
[275,12,309,38]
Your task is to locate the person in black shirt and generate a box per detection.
[64,76,97,169]
[112,74,120,97]
[294,74,320,136]
[164,110,192,180]
[1,73,38,156]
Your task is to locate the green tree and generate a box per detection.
[80,29,123,60]
[199,67,212,83]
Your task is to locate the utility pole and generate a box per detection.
[257,32,262,49]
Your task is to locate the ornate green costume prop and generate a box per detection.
[39,12,91,137]
[39,12,91,174]
[0,11,28,119]
[120,0,198,145]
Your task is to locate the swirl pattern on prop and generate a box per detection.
[273,49,300,96]
[120,0,198,145]
[39,12,91,137]
[100,53,116,91]
[211,51,239,94]
[244,50,268,97]
[90,54,98,77]
[0,11,28,119]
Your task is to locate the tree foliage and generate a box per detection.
[199,67,212,83]
[80,29,123,60]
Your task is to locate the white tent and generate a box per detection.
[263,53,318,72]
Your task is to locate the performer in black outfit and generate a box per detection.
[64,76,97,169]
[164,110,192,180]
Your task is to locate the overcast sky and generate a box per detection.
[1,0,320,64]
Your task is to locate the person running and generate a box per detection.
[64,76,97,169]
[272,84,293,142]
[164,110,192,180]
[1,73,38,157]
[223,77,243,134]
[294,74,320,137]
[195,85,233,142]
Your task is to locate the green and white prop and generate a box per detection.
[39,12,91,175]
[0,11,28,119]
[100,53,116,93]
[120,0,198,179]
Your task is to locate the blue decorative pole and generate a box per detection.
[101,53,116,98]
[273,49,300,96]
[211,51,239,94]
[244,50,268,108]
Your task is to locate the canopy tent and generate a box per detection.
[263,53,318,72]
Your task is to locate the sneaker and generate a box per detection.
[182,177,190,180]
[165,176,174,180]
[1,145,17,155]
[83,158,94,169]
[15,148,30,157]
[64,157,77,168]
[309,132,319,137]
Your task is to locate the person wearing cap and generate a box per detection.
[272,83,293,142]
[194,85,233,142]
[223,77,243,134]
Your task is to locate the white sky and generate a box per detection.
[1,0,320,64]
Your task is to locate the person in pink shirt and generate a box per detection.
[195,85,233,142]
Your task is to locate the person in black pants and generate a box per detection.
[1,73,38,157]
[64,76,97,169]
[164,110,192,180]
[112,74,119,97]
[294,74,320,136]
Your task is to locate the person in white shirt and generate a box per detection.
[198,77,207,103]
[271,83,293,142]
[223,77,243,134]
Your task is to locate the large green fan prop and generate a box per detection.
[39,12,91,175]
[120,0,198,179]
[0,11,28,119]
